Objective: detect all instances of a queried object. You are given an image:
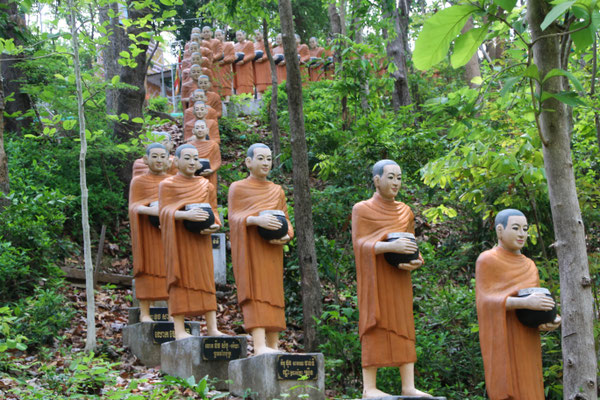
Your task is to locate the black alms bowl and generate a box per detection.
[274,54,284,64]
[148,201,160,228]
[183,203,215,233]
[235,52,245,63]
[257,210,288,241]
[195,158,211,176]
[254,50,264,61]
[384,232,420,267]
[516,288,557,328]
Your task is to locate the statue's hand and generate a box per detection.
[397,259,422,271]
[539,315,561,331]
[269,234,290,245]
[522,292,555,311]
[199,169,213,176]
[186,208,209,222]
[256,214,283,230]
[389,238,418,254]
[200,224,220,235]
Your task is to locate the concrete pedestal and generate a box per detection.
[123,321,201,367]
[161,336,248,390]
[228,353,325,400]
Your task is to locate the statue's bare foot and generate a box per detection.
[140,315,154,323]
[363,388,392,398]
[175,331,194,341]
[254,345,279,356]
[207,328,226,336]
[402,388,432,397]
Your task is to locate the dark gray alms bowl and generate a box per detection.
[257,210,288,241]
[148,201,160,228]
[516,287,557,328]
[183,203,215,233]
[384,232,420,267]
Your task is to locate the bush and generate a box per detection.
[148,96,169,113]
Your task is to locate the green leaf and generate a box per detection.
[131,117,144,123]
[523,64,540,81]
[500,76,520,97]
[471,76,484,85]
[63,119,77,131]
[548,91,586,106]
[451,25,489,68]
[413,5,479,70]
[542,68,584,92]
[570,21,595,50]
[159,0,174,5]
[493,0,517,11]
[541,1,576,31]
[111,75,120,85]
[119,51,130,58]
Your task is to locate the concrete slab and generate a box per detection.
[211,233,226,286]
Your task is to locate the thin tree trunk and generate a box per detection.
[385,0,412,109]
[528,0,597,398]
[462,18,481,88]
[262,17,281,167]
[99,0,123,115]
[0,71,9,210]
[68,0,96,353]
[278,0,322,352]
[591,37,600,152]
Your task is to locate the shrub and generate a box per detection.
[148,96,169,113]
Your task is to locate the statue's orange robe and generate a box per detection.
[476,246,545,400]
[189,138,221,190]
[183,115,220,143]
[272,45,286,84]
[228,176,294,332]
[132,156,177,178]
[129,173,169,300]
[297,44,310,84]
[308,47,324,82]
[205,91,222,118]
[159,174,221,317]
[352,192,420,367]
[322,49,334,80]
[233,41,255,94]
[253,39,271,93]
[215,41,235,97]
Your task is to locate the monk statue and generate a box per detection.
[132,131,177,177]
[295,34,310,84]
[308,37,324,82]
[158,144,224,340]
[201,25,223,61]
[253,29,271,97]
[352,160,431,398]
[129,143,171,322]
[272,33,286,84]
[228,143,293,355]
[185,29,201,52]
[476,209,561,400]
[181,64,203,108]
[214,29,235,101]
[197,75,222,118]
[182,42,200,71]
[189,119,221,191]
[183,100,220,143]
[233,30,256,95]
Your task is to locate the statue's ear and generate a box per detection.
[143,154,149,166]
[373,175,380,188]
[173,157,180,170]
[245,157,252,169]
[495,224,503,240]
[165,157,173,171]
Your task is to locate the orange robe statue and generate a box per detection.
[297,43,310,84]
[215,41,235,97]
[272,45,286,84]
[159,174,221,316]
[352,192,419,367]
[129,173,169,300]
[308,46,324,82]
[228,176,294,332]
[233,41,256,94]
[132,156,177,177]
[253,39,271,93]
[476,246,545,400]
[190,138,221,190]
[183,115,219,143]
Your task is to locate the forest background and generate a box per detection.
[0,0,599,398]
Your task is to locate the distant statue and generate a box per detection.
[201,25,223,64]
[214,29,235,101]
[159,144,223,340]
[197,75,222,117]
[183,100,220,143]
[132,132,176,177]
[295,34,310,84]
[272,33,286,84]
[189,119,221,191]
[476,209,561,400]
[129,143,171,322]
[308,37,324,82]
[253,29,271,97]
[352,160,431,398]
[228,144,293,355]
[233,30,256,95]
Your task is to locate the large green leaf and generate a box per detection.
[414,5,479,71]
[493,0,517,12]
[541,1,576,31]
[542,68,584,92]
[451,25,489,68]
[548,91,586,106]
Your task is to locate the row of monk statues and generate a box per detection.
[129,130,561,397]
[181,25,334,103]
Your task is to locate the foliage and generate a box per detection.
[148,96,169,113]
[0,306,28,373]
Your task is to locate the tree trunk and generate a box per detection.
[0,0,33,134]
[113,1,151,144]
[278,0,322,352]
[590,38,600,152]
[0,71,9,210]
[462,18,481,88]
[68,0,96,353]
[385,0,412,109]
[262,17,281,167]
[527,0,597,398]
[99,0,123,115]
[327,1,349,129]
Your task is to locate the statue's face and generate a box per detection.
[190,66,202,80]
[193,120,209,138]
[197,92,207,102]
[198,76,211,91]
[191,90,203,102]
[309,37,317,49]
[191,53,201,65]
[374,164,401,200]
[497,215,529,253]
[176,148,200,177]
[191,28,201,35]
[161,137,173,153]
[189,43,199,53]
[202,27,212,40]
[276,34,282,46]
[254,31,263,41]
[193,103,207,118]
[236,31,245,42]
[295,36,301,46]
[215,30,224,41]
[245,147,272,179]
[145,147,169,173]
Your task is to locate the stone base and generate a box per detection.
[161,336,248,390]
[127,306,170,325]
[364,396,447,399]
[123,322,201,367]
[228,353,325,400]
